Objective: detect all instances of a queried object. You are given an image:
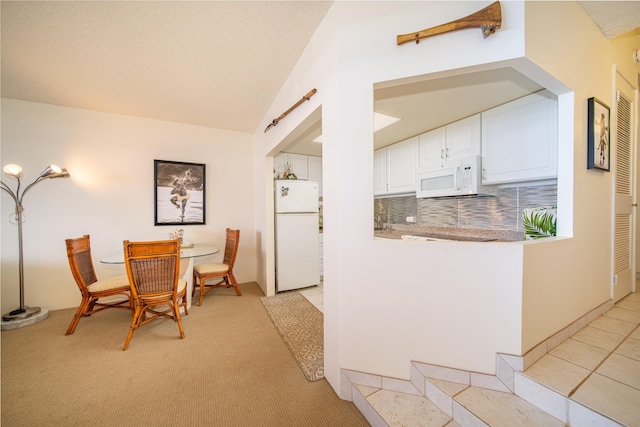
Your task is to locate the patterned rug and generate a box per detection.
[260,291,324,382]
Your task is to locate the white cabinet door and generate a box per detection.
[274,153,309,180]
[287,153,309,180]
[373,148,387,195]
[446,114,481,160]
[374,137,417,195]
[386,136,417,194]
[481,90,557,185]
[418,126,446,168]
[418,114,480,169]
[274,153,288,179]
[308,155,322,196]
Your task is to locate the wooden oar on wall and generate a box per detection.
[264,89,317,133]
[397,1,502,45]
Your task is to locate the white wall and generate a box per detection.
[1,99,257,314]
[254,0,640,396]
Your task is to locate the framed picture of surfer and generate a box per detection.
[587,97,610,172]
[154,159,206,225]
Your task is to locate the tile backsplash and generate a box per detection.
[374,183,557,233]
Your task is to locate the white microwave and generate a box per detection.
[416,155,495,198]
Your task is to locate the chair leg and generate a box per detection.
[65,297,90,335]
[229,273,242,296]
[123,305,144,351]
[193,272,205,306]
[198,277,206,306]
[192,272,197,297]
[180,291,189,316]
[173,301,185,339]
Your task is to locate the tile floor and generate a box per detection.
[303,281,639,426]
[299,282,323,313]
[522,290,640,427]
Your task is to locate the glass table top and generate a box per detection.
[100,244,220,264]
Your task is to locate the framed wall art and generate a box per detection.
[154,159,206,225]
[587,97,610,171]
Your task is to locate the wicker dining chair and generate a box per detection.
[192,228,241,305]
[64,235,133,336]
[122,238,188,351]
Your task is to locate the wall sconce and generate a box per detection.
[1,164,70,322]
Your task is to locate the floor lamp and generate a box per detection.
[1,164,70,321]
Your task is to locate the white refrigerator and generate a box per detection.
[274,180,320,292]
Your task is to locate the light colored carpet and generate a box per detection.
[260,291,324,382]
[1,282,369,427]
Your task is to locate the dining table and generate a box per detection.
[100,244,220,309]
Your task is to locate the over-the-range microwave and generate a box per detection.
[416,155,496,198]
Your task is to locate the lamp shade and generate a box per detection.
[49,168,70,179]
[3,164,23,178]
[39,165,62,179]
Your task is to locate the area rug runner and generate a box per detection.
[260,291,324,382]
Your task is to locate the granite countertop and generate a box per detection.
[374,225,524,242]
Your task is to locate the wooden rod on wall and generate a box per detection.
[264,88,317,133]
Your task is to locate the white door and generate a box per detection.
[613,72,637,302]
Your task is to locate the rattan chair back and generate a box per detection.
[192,228,241,305]
[122,238,187,350]
[222,228,240,269]
[66,235,98,292]
[64,235,132,335]
[125,242,180,298]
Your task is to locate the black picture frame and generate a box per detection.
[587,97,610,171]
[154,160,206,225]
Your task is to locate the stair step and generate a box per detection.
[355,383,565,427]
[454,387,564,427]
[346,293,639,426]
[354,385,453,427]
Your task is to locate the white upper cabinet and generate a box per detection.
[274,153,309,180]
[418,114,481,169]
[387,137,417,193]
[417,126,446,168]
[287,153,309,180]
[373,148,387,195]
[481,90,557,185]
[447,114,482,160]
[374,136,417,195]
[307,155,322,196]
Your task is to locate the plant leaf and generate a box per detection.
[522,207,557,240]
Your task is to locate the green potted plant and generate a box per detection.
[522,206,557,240]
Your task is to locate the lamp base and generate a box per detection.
[1,308,48,330]
[2,306,41,321]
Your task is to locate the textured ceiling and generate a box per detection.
[1,1,637,138]
[578,1,640,39]
[1,1,332,134]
